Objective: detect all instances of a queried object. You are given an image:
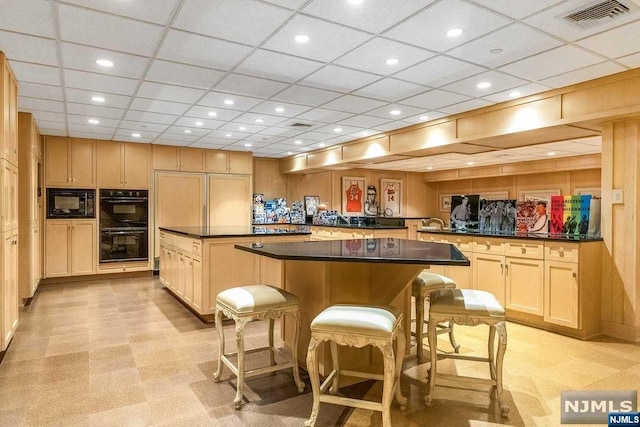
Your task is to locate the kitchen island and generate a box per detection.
[159,226,311,320]
[235,238,469,373]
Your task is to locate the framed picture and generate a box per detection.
[480,191,509,200]
[574,187,601,198]
[342,176,366,216]
[304,195,320,216]
[519,189,561,201]
[380,178,402,217]
[440,194,452,212]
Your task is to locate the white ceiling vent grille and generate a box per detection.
[560,0,639,29]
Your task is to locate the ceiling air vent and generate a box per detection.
[289,122,313,128]
[560,0,638,30]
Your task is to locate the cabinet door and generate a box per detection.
[505,257,544,315]
[159,245,168,284]
[228,151,252,174]
[8,72,18,166]
[70,138,96,187]
[207,174,251,227]
[2,159,18,232]
[179,147,205,172]
[184,255,193,303]
[176,251,186,297]
[205,150,229,173]
[2,232,18,351]
[30,225,40,296]
[152,145,180,171]
[472,253,505,304]
[192,257,202,312]
[97,141,123,187]
[45,220,71,277]
[445,264,473,289]
[544,261,579,329]
[71,220,96,276]
[45,136,71,186]
[124,143,150,188]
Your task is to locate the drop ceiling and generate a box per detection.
[1,0,638,169]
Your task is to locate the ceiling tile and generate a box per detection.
[36,120,66,130]
[157,29,253,70]
[129,98,190,115]
[218,122,268,133]
[0,0,54,37]
[30,111,66,123]
[292,131,336,142]
[184,106,243,121]
[259,127,306,138]
[354,78,429,102]
[337,115,392,128]
[124,110,179,125]
[299,65,381,92]
[394,55,486,87]
[272,85,342,107]
[67,114,120,128]
[335,37,436,75]
[384,0,510,52]
[577,21,640,58]
[261,0,308,9]
[58,4,164,56]
[66,103,125,120]
[64,69,139,96]
[618,51,640,68]
[364,103,425,120]
[68,123,115,135]
[402,111,447,124]
[61,0,180,25]
[498,45,605,81]
[447,24,563,68]
[61,43,149,79]
[400,89,471,110]
[302,0,434,33]
[146,60,226,89]
[313,124,362,135]
[262,15,372,62]
[0,31,58,66]
[173,116,225,130]
[540,61,627,88]
[214,74,290,98]
[242,134,285,144]
[137,82,206,104]
[18,97,64,113]
[199,92,263,111]
[65,88,132,109]
[469,0,563,19]
[483,82,552,103]
[438,98,494,114]
[371,120,414,132]
[163,125,210,137]
[10,61,61,86]
[295,108,355,123]
[320,95,387,114]
[191,139,230,148]
[20,83,63,101]
[173,0,293,46]
[249,100,312,117]
[235,49,323,83]
[118,121,169,133]
[441,70,529,97]
[206,130,251,140]
[113,131,159,143]
[156,132,199,142]
[232,112,288,127]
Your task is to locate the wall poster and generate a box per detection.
[342,176,365,216]
[380,178,402,217]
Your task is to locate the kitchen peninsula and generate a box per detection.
[158,226,311,320]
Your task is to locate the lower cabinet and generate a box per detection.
[2,230,18,351]
[45,220,96,277]
[544,260,579,329]
[472,253,506,304]
[505,256,544,316]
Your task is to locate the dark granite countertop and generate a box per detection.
[160,226,311,238]
[417,229,603,242]
[310,224,408,230]
[235,238,470,266]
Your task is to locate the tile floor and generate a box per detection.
[1,276,639,426]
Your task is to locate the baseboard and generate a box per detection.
[601,320,639,342]
[40,270,152,285]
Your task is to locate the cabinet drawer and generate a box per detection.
[313,227,339,239]
[545,243,579,263]
[418,233,448,243]
[473,238,506,255]
[505,241,544,259]
[443,235,474,252]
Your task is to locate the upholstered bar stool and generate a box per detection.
[425,288,509,417]
[305,304,407,427]
[412,271,460,362]
[213,285,305,409]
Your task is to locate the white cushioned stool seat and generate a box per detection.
[213,285,304,409]
[305,304,406,427]
[425,288,509,418]
[411,271,460,362]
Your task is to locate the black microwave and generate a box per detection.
[47,188,95,219]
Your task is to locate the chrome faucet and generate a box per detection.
[336,213,350,225]
[422,217,446,229]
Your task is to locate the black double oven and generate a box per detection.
[99,189,149,263]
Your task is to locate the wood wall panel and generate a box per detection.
[389,121,456,154]
[253,158,286,199]
[287,170,333,209]
[342,136,389,162]
[562,78,640,119]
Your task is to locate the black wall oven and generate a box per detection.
[47,188,95,218]
[99,189,149,263]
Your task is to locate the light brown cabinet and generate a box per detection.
[1,230,18,351]
[45,137,96,187]
[1,159,18,233]
[207,174,252,227]
[1,56,18,166]
[44,220,96,278]
[418,233,473,288]
[152,145,205,172]
[97,141,151,189]
[205,150,252,174]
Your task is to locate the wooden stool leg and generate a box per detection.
[305,336,321,427]
[448,321,460,353]
[381,342,395,427]
[329,341,340,395]
[495,322,509,418]
[212,308,225,382]
[415,294,426,362]
[268,318,276,366]
[234,318,247,410]
[292,311,305,393]
[394,326,408,410]
[488,325,496,381]
[425,314,438,404]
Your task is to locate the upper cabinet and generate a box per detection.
[1,54,18,166]
[152,145,204,172]
[97,141,150,189]
[45,136,96,187]
[206,150,252,175]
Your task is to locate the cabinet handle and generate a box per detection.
[521,247,526,254]
[12,240,17,245]
[505,264,509,275]
[572,272,577,279]
[500,263,504,274]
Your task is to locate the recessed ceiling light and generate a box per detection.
[294,140,302,145]
[318,143,325,148]
[91,96,105,103]
[184,129,191,133]
[490,48,503,55]
[466,161,474,166]
[385,58,399,66]
[294,34,309,43]
[333,127,343,132]
[360,131,368,136]
[244,143,252,147]
[347,0,364,4]
[427,166,433,170]
[224,99,234,105]
[208,111,217,117]
[225,133,232,137]
[476,82,492,89]
[287,151,294,155]
[239,126,247,131]
[255,118,264,123]
[95,59,113,67]
[275,107,285,113]
[509,91,521,98]
[88,119,100,124]
[447,28,463,38]
[419,115,429,121]
[547,151,556,156]
[389,110,401,116]
[195,121,203,126]
[131,133,141,138]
